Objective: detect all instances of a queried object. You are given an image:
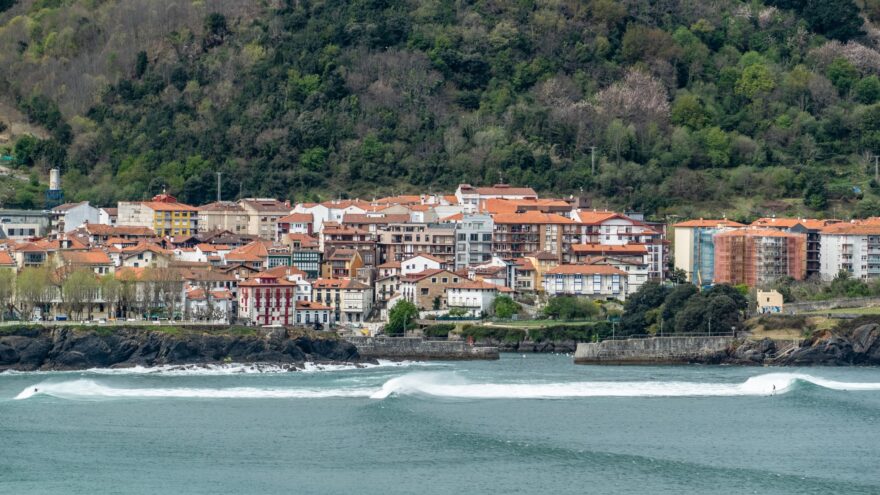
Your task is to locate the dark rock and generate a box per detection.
[785,336,855,366]
[0,326,361,371]
[851,324,880,357]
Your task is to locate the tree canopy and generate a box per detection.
[1,0,880,219]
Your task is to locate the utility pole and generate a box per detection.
[589,146,597,176]
[216,172,222,202]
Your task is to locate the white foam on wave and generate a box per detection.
[369,372,880,400]
[14,379,373,400]
[4,359,430,377]
[16,372,879,402]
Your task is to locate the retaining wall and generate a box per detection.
[574,336,735,364]
[347,337,499,360]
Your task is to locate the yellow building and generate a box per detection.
[118,194,199,237]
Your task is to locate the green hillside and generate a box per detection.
[2,0,880,220]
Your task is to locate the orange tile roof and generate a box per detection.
[238,276,296,287]
[286,233,319,247]
[140,201,197,212]
[343,213,410,224]
[296,300,332,310]
[377,261,401,269]
[278,213,313,223]
[512,258,536,270]
[714,227,803,238]
[440,213,464,222]
[443,195,459,204]
[468,185,537,196]
[226,240,273,261]
[480,198,519,214]
[492,212,575,224]
[321,199,373,210]
[546,264,627,275]
[83,224,156,237]
[374,195,422,205]
[672,219,745,228]
[260,265,308,279]
[121,242,170,255]
[820,222,880,235]
[399,269,451,282]
[576,210,621,224]
[60,249,112,265]
[0,251,14,266]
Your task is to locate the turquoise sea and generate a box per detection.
[2,355,880,494]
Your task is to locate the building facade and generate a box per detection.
[713,228,806,287]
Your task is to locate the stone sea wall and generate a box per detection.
[574,336,735,364]
[346,337,499,360]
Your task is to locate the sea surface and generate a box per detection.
[2,355,880,494]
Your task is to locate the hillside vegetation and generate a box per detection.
[3,0,880,219]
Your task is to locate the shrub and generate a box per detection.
[423,323,454,338]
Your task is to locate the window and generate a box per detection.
[442,278,448,283]
[421,288,429,295]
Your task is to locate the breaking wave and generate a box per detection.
[14,379,373,400]
[13,373,880,402]
[3,360,428,377]
[369,372,880,400]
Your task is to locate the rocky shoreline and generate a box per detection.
[575,324,880,366]
[723,323,880,366]
[0,326,360,372]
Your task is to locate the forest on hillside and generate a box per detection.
[3,0,880,220]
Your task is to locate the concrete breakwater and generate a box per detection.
[347,337,499,360]
[574,336,735,365]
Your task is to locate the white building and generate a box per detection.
[295,301,334,327]
[542,264,629,301]
[455,184,537,212]
[50,201,100,234]
[576,210,669,280]
[446,280,508,316]
[401,253,444,275]
[98,207,118,226]
[819,223,880,281]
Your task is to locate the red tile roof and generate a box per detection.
[672,219,745,228]
[492,212,575,224]
[60,249,112,265]
[0,251,15,266]
[278,213,313,223]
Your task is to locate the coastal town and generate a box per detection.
[0,171,873,331]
